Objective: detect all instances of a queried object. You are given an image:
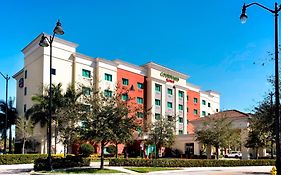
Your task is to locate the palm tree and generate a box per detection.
[26,83,64,153]
[0,97,18,153]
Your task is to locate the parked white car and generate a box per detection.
[224,151,242,158]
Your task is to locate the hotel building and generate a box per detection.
[13,33,220,155]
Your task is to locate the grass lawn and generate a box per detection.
[126,167,181,173]
[41,168,122,174]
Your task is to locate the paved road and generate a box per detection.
[0,163,273,175]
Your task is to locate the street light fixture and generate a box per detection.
[240,2,281,174]
[39,20,64,170]
[0,72,9,154]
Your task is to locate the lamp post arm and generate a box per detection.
[245,2,275,13]
[49,33,56,45]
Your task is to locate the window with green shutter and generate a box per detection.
[104,73,112,81]
[202,100,206,105]
[137,112,144,118]
[155,84,161,92]
[82,87,91,96]
[193,98,198,104]
[82,69,91,78]
[137,82,144,89]
[155,99,161,106]
[202,111,206,116]
[167,88,173,95]
[179,104,183,110]
[194,109,198,115]
[179,130,183,135]
[155,113,161,120]
[122,93,128,101]
[122,78,129,86]
[179,90,184,98]
[137,97,143,104]
[179,117,183,123]
[104,90,112,97]
[167,102,173,109]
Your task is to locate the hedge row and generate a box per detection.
[109,158,275,167]
[0,154,71,165]
[34,156,90,171]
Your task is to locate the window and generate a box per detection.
[167,88,173,95]
[137,127,142,136]
[179,130,183,135]
[24,87,27,96]
[187,95,189,101]
[104,90,112,97]
[24,104,26,113]
[187,107,189,112]
[137,82,144,89]
[208,113,211,116]
[122,93,128,101]
[179,117,183,123]
[82,87,91,96]
[137,112,144,118]
[137,97,143,104]
[179,90,184,98]
[216,109,219,112]
[168,115,173,121]
[155,113,161,120]
[179,104,183,110]
[51,68,56,75]
[202,111,206,116]
[155,84,161,92]
[155,99,161,106]
[194,109,198,115]
[208,103,211,107]
[167,102,173,109]
[202,100,206,105]
[24,70,27,79]
[122,78,129,86]
[82,69,91,78]
[193,98,198,104]
[83,105,91,112]
[104,73,112,81]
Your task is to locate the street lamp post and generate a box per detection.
[0,72,10,154]
[39,20,64,170]
[240,2,281,174]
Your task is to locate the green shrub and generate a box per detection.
[106,145,116,154]
[34,156,90,171]
[0,154,72,165]
[109,158,275,167]
[80,143,95,157]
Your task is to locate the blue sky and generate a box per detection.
[0,0,278,112]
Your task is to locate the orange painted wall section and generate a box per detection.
[186,89,200,134]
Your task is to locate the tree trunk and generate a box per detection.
[22,139,26,154]
[9,125,12,154]
[115,142,118,158]
[100,140,105,169]
[216,147,219,159]
[271,140,274,159]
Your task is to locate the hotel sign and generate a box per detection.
[160,72,179,83]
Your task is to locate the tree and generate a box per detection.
[0,97,18,153]
[57,85,83,155]
[26,83,65,153]
[246,93,274,158]
[195,116,237,159]
[80,86,139,169]
[146,115,176,158]
[16,116,34,154]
